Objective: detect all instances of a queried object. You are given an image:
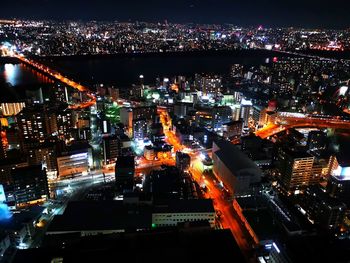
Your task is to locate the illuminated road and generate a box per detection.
[13,52,96,109]
[256,113,350,139]
[158,107,257,262]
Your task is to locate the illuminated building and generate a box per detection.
[222,120,243,139]
[57,150,91,178]
[175,151,190,171]
[27,144,57,173]
[307,131,327,151]
[327,156,350,206]
[212,106,232,131]
[0,103,25,116]
[240,99,253,129]
[144,146,155,161]
[212,140,262,197]
[152,199,215,228]
[277,148,315,192]
[302,186,346,231]
[120,106,156,136]
[103,135,121,165]
[55,110,73,139]
[17,106,57,144]
[195,74,222,95]
[115,156,135,192]
[252,106,267,129]
[0,130,6,160]
[52,85,69,103]
[132,119,148,140]
[11,165,49,207]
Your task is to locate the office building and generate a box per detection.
[103,135,121,165]
[57,150,91,178]
[277,148,315,192]
[27,144,57,174]
[133,119,148,140]
[307,131,328,151]
[240,99,253,128]
[212,140,262,197]
[11,165,49,207]
[302,186,346,231]
[252,106,267,129]
[212,106,232,131]
[152,199,215,228]
[327,156,350,206]
[0,102,25,116]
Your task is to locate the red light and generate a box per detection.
[273,57,278,63]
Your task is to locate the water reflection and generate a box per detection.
[1,63,53,87]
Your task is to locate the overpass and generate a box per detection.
[6,49,96,109]
[256,112,350,139]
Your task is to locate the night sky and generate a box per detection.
[1,0,349,28]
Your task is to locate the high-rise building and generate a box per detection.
[11,164,49,207]
[277,148,315,192]
[115,156,135,192]
[212,106,232,131]
[17,106,52,143]
[327,156,350,206]
[120,106,156,136]
[27,143,57,174]
[103,135,121,165]
[195,74,222,95]
[302,186,346,231]
[252,106,267,129]
[133,119,148,140]
[0,102,26,116]
[240,99,253,128]
[55,109,73,139]
[307,131,328,151]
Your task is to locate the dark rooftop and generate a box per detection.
[15,229,245,263]
[116,156,135,168]
[153,199,215,214]
[214,140,262,176]
[47,201,151,233]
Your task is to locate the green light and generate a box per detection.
[152,223,156,228]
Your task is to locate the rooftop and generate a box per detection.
[214,140,262,176]
[153,199,215,214]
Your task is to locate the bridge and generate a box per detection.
[2,46,96,109]
[256,112,350,138]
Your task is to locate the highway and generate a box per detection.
[11,52,96,109]
[255,113,350,139]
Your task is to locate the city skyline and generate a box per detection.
[1,3,350,262]
[1,0,350,29]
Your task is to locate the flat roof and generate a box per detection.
[48,201,151,233]
[153,199,215,214]
[14,229,245,263]
[214,140,262,176]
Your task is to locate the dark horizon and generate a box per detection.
[1,0,350,29]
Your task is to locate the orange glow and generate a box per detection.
[14,54,96,109]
